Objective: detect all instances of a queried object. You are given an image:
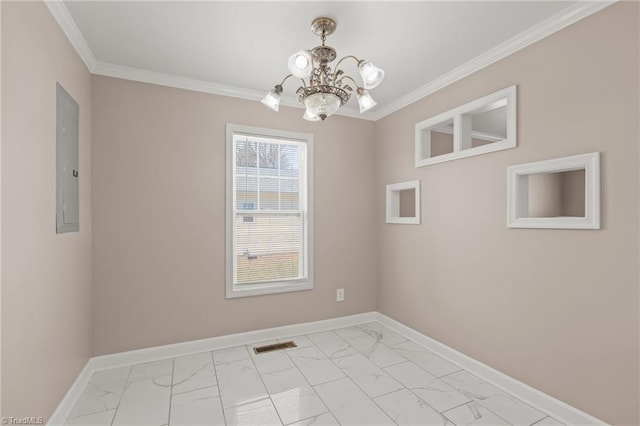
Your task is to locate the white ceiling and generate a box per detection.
[58,1,609,120]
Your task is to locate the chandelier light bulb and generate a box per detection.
[296,56,309,69]
[356,88,377,113]
[288,50,313,79]
[261,85,282,111]
[358,61,385,89]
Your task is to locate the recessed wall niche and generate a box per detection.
[507,152,600,229]
[415,85,516,167]
[386,180,421,224]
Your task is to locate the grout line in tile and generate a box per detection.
[441,400,515,426]
[372,372,457,423]
[451,397,519,426]
[166,359,175,425]
[308,330,359,360]
[210,350,229,426]
[334,326,514,426]
[530,416,552,426]
[528,416,551,426]
[439,408,457,426]
[66,409,113,421]
[442,400,468,415]
[245,342,285,426]
[358,385,400,425]
[308,371,353,389]
[371,386,407,400]
[109,365,134,426]
[388,358,466,416]
[66,378,132,423]
[411,392,454,425]
[377,357,409,369]
[70,323,550,426]
[439,399,473,415]
[322,344,399,425]
[442,368,547,424]
[171,383,218,396]
[280,339,335,422]
[437,368,464,378]
[282,411,330,426]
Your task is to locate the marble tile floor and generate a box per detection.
[64,322,564,426]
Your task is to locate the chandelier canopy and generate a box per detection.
[261,17,385,121]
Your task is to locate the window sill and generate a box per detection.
[226,280,313,299]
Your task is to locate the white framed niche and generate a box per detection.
[386,180,421,224]
[507,152,600,229]
[415,85,517,168]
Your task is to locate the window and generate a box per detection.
[226,124,313,298]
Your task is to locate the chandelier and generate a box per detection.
[261,17,385,121]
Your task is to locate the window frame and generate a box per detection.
[226,124,314,299]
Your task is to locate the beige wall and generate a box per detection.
[430,131,454,157]
[1,1,92,421]
[561,170,585,217]
[91,76,377,355]
[375,3,639,425]
[528,172,563,217]
[2,1,638,423]
[1,0,4,417]
[528,170,585,218]
[398,188,416,218]
[426,129,498,159]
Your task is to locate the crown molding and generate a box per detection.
[93,62,366,120]
[44,0,97,72]
[44,0,366,120]
[46,0,613,122]
[367,0,616,121]
[94,61,265,102]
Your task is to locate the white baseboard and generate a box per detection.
[375,313,608,426]
[47,311,377,425]
[87,312,377,372]
[49,310,608,426]
[47,360,94,426]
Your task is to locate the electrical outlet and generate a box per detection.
[336,288,344,302]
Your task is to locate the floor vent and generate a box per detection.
[253,341,297,354]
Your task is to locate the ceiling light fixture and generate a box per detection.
[261,17,385,121]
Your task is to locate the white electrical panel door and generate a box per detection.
[56,83,80,233]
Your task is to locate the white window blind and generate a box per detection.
[226,125,313,298]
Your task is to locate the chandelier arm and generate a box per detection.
[336,75,360,89]
[278,74,295,86]
[333,55,363,80]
